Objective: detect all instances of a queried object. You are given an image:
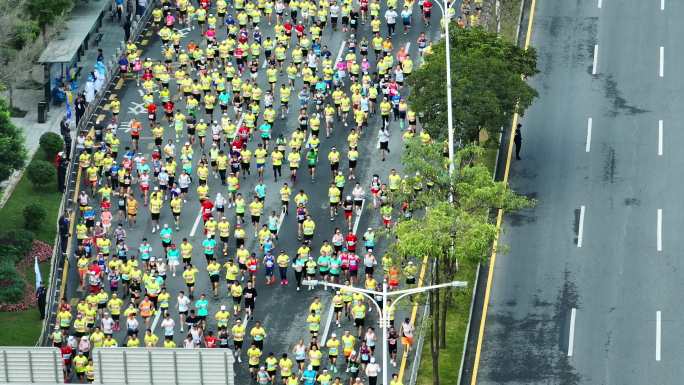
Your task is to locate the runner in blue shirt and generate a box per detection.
[301,365,316,385]
[202,235,216,262]
[194,294,209,329]
[254,182,267,202]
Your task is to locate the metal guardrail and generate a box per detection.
[0,347,64,383]
[38,1,158,346]
[92,348,235,385]
[408,258,436,385]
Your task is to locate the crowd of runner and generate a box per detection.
[49,0,483,382]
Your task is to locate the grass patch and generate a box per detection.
[498,0,523,43]
[0,310,44,346]
[0,150,62,346]
[415,261,477,385]
[0,151,62,244]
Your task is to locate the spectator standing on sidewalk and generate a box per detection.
[123,17,132,42]
[136,0,147,16]
[514,123,522,160]
[75,95,86,126]
[36,283,47,320]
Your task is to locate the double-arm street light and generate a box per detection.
[303,279,468,385]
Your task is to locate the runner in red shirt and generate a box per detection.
[202,198,214,220]
[422,0,433,24]
[204,331,218,347]
[163,100,174,123]
[345,231,357,253]
[61,343,73,376]
[147,102,157,124]
[294,22,305,39]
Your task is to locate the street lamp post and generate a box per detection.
[432,0,457,177]
[303,279,468,385]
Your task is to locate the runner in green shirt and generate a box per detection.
[306,148,318,182]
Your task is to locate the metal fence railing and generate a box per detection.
[38,1,158,346]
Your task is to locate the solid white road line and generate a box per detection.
[656,310,662,361]
[592,45,599,75]
[320,300,337,345]
[336,41,347,63]
[568,308,577,357]
[352,199,366,234]
[657,209,663,251]
[189,208,203,237]
[658,120,663,156]
[276,210,286,235]
[660,47,664,77]
[661,0,665,10]
[577,205,586,248]
[151,309,163,332]
[597,0,602,8]
[586,118,592,153]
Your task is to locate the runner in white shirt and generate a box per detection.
[160,313,176,337]
[384,7,398,35]
[101,313,114,336]
[177,292,191,331]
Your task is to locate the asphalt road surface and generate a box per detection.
[63,0,441,383]
[475,1,684,384]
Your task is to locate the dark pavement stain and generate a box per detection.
[505,299,518,307]
[536,16,598,89]
[604,330,612,353]
[602,145,617,184]
[514,167,538,180]
[479,270,581,384]
[534,296,553,308]
[508,212,537,227]
[624,198,640,206]
[603,75,649,117]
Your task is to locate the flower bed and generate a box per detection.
[0,240,52,312]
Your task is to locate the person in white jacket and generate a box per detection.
[365,357,380,385]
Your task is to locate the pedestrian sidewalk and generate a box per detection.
[0,2,126,208]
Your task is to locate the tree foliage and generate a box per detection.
[26,159,56,188]
[407,26,538,142]
[0,229,35,264]
[0,261,25,304]
[24,0,72,37]
[0,1,45,108]
[23,203,47,230]
[39,132,64,159]
[391,139,534,385]
[0,98,27,182]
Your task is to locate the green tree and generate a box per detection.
[23,203,47,230]
[391,140,533,385]
[39,132,64,159]
[0,98,27,182]
[24,0,72,38]
[407,26,538,142]
[0,261,25,304]
[26,159,56,189]
[0,1,43,109]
